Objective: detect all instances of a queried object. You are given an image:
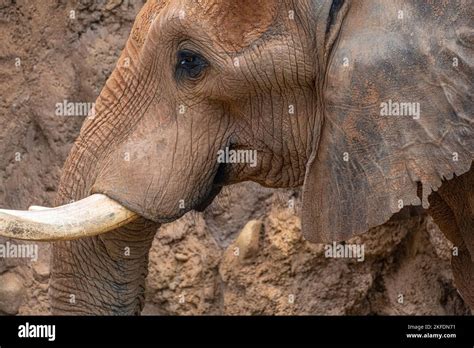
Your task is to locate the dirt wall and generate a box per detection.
[0,0,470,315]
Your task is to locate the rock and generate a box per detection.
[267,210,301,258]
[0,272,25,315]
[236,220,262,261]
[174,253,189,262]
[32,261,50,282]
[169,282,177,291]
[203,285,215,300]
[106,0,122,11]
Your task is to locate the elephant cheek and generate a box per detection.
[91,156,177,223]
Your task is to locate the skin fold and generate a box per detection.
[48,0,473,314]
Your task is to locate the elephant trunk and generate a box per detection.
[45,110,161,314]
[47,48,160,313]
[49,217,159,315]
[45,147,160,314]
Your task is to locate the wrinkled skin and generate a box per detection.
[51,0,473,314]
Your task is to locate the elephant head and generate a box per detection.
[0,0,472,314]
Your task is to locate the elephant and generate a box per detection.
[0,0,472,315]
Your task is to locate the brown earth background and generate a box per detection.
[0,0,470,315]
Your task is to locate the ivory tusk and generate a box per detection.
[0,194,138,241]
[28,205,52,211]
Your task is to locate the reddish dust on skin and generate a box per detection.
[0,1,470,315]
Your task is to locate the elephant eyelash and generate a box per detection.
[175,49,209,81]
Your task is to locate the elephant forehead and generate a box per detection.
[194,0,279,51]
[131,0,167,48]
[132,0,279,52]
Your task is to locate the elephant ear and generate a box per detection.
[302,1,473,243]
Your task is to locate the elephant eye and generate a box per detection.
[175,50,208,80]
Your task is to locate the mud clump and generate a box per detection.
[0,1,470,315]
[0,273,25,315]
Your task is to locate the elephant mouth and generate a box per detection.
[0,149,233,241]
[189,140,234,213]
[193,189,221,215]
[0,167,228,241]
